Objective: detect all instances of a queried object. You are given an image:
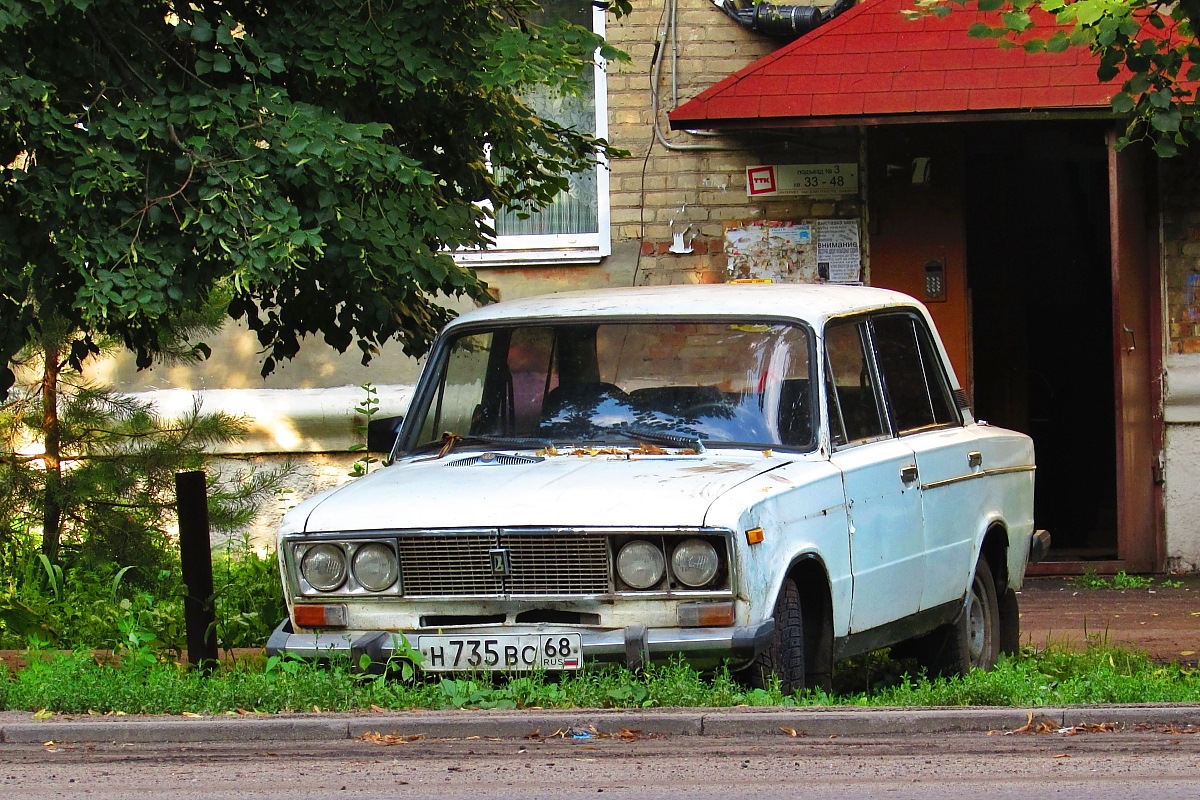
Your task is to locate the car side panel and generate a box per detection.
[908,426,988,611]
[915,424,1036,607]
[831,438,927,633]
[704,460,853,638]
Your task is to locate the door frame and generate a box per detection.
[1028,127,1163,574]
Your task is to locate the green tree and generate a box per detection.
[0,309,289,565]
[0,0,625,396]
[921,0,1200,156]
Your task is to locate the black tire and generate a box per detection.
[746,577,806,694]
[910,556,1000,677]
[998,586,1020,658]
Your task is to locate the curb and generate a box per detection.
[3,705,1199,744]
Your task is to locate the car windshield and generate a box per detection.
[408,320,815,451]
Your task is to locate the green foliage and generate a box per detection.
[1073,569,1155,589]
[0,532,285,652]
[211,533,288,650]
[0,359,288,570]
[5,645,1200,715]
[913,0,1200,154]
[348,383,379,478]
[0,0,629,395]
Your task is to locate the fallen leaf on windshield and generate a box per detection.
[632,443,668,455]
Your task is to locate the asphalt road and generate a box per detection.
[6,725,1200,800]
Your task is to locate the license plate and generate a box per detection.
[416,633,582,672]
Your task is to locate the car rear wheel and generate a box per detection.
[745,577,806,694]
[908,556,1000,677]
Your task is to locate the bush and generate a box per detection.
[0,533,286,652]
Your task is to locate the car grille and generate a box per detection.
[396,531,611,597]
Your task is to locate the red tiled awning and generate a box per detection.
[669,0,1128,129]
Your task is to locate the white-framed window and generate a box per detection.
[456,0,610,267]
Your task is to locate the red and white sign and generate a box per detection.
[747,166,778,196]
[745,163,858,198]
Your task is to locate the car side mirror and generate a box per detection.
[366,415,405,458]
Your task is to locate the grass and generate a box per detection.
[4,645,1199,715]
[1073,570,1157,590]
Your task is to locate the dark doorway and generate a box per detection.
[965,121,1118,559]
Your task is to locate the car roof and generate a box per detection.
[448,283,922,330]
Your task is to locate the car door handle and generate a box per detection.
[900,465,919,485]
[968,451,982,468]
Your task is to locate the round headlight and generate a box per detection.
[301,543,348,592]
[671,538,720,588]
[352,543,399,592]
[616,540,665,590]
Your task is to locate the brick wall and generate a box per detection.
[605,0,861,286]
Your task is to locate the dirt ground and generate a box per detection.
[1017,575,1200,663]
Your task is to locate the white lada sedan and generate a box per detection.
[268,284,1048,692]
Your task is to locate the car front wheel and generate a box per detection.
[744,577,806,694]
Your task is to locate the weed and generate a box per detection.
[348,383,380,478]
[1160,578,1184,589]
[1073,570,1154,590]
[1074,570,1112,589]
[1111,570,1153,589]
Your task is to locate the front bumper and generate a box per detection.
[266,618,775,672]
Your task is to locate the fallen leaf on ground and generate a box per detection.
[1003,712,1061,735]
[997,712,1120,736]
[360,731,424,746]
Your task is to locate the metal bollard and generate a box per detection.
[176,470,218,673]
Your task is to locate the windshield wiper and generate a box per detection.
[592,424,706,453]
[408,432,555,461]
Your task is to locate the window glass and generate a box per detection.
[824,321,887,446]
[408,321,814,450]
[871,314,958,434]
[416,333,492,446]
[459,0,609,263]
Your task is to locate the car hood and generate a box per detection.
[293,447,795,532]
